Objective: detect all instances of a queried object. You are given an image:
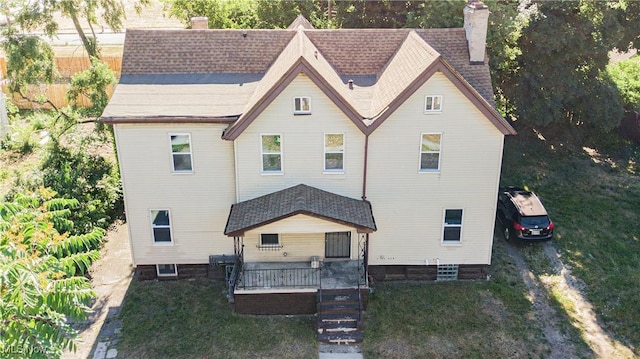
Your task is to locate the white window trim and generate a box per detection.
[169,133,194,174]
[323,133,345,174]
[442,208,463,245]
[260,134,284,175]
[150,209,173,246]
[156,264,178,277]
[293,96,311,115]
[259,233,281,248]
[424,95,443,113]
[418,132,442,173]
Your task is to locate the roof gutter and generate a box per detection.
[100,115,240,124]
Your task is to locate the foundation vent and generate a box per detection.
[436,264,459,281]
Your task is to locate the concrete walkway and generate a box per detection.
[62,222,133,359]
[319,344,363,359]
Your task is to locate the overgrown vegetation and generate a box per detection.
[608,55,640,111]
[0,189,104,358]
[0,110,122,234]
[501,125,640,353]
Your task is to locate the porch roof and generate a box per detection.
[224,184,376,236]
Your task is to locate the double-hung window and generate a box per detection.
[443,209,463,243]
[420,133,441,172]
[261,134,282,173]
[425,95,443,112]
[170,134,193,172]
[293,96,311,114]
[151,209,173,245]
[324,133,344,172]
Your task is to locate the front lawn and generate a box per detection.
[117,236,553,358]
[118,280,317,359]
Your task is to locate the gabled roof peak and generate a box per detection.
[287,15,314,30]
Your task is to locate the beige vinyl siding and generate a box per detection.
[114,123,235,265]
[242,214,356,262]
[235,74,364,201]
[366,72,504,266]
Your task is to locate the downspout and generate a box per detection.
[362,134,369,200]
[365,233,370,276]
[233,137,239,203]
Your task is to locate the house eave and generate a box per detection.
[100,116,240,124]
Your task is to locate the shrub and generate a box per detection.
[40,142,122,234]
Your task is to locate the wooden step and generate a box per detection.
[318,290,360,302]
[317,320,358,333]
[318,312,359,322]
[318,301,360,311]
[318,331,364,344]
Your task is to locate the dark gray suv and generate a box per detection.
[497,187,554,241]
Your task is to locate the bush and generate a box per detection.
[41,142,122,234]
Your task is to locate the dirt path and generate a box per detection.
[504,240,635,358]
[62,221,134,359]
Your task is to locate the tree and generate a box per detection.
[608,56,640,111]
[1,30,58,107]
[165,0,258,29]
[503,1,624,130]
[10,0,149,58]
[66,57,118,117]
[0,189,104,358]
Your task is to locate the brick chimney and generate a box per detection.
[463,1,489,64]
[191,17,209,29]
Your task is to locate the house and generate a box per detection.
[100,1,516,319]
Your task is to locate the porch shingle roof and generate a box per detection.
[224,184,377,236]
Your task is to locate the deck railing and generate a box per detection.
[236,267,321,289]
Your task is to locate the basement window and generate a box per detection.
[293,96,311,114]
[156,264,178,277]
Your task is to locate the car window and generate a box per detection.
[520,215,550,227]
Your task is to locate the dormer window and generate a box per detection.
[425,95,443,113]
[293,96,311,114]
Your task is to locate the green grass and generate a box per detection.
[362,235,550,358]
[118,280,317,359]
[117,236,554,358]
[501,126,640,353]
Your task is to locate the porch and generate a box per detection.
[235,260,364,291]
[222,184,376,317]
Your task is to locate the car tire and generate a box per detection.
[503,227,511,241]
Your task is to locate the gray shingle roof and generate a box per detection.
[102,22,514,136]
[224,184,377,236]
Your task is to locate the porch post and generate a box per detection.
[357,232,368,286]
[234,236,244,263]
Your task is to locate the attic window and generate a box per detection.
[425,95,443,113]
[294,97,311,114]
